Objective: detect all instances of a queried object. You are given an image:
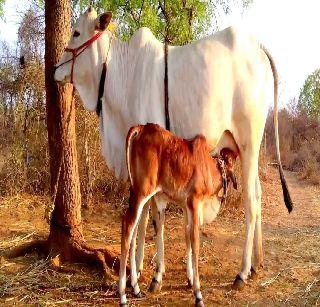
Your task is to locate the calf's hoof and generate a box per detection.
[134,291,144,298]
[232,274,245,291]
[195,298,205,307]
[137,270,142,279]
[187,278,193,289]
[250,267,258,281]
[149,277,162,293]
[120,304,127,307]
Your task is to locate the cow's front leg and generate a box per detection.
[149,196,166,293]
[232,150,259,290]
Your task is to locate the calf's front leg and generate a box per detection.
[188,197,204,307]
[185,210,193,288]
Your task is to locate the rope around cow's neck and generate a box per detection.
[217,156,228,204]
[96,33,114,117]
[164,41,170,131]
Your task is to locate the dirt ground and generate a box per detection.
[0,165,319,306]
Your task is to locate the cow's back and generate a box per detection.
[168,26,273,154]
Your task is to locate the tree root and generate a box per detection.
[6,239,48,259]
[66,238,121,278]
[5,235,123,279]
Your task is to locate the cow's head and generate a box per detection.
[220,148,238,190]
[54,7,113,110]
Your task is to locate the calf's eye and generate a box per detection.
[73,30,80,37]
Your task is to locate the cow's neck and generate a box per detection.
[105,31,165,122]
[100,30,165,180]
[104,37,129,111]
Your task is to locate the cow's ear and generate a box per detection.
[107,21,118,33]
[96,12,112,31]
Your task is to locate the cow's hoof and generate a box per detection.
[195,298,205,307]
[187,278,193,289]
[149,277,162,293]
[232,274,245,291]
[250,267,258,280]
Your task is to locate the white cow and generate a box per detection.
[55,7,292,305]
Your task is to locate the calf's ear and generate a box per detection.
[230,173,238,190]
[220,148,238,167]
[96,12,112,31]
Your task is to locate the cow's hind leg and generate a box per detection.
[149,196,166,293]
[232,147,260,290]
[251,175,263,279]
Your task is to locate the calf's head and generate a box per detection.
[220,148,238,190]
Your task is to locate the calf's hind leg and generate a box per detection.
[130,225,142,297]
[135,203,150,277]
[149,196,166,293]
[119,189,159,306]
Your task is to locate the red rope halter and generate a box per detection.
[56,31,104,83]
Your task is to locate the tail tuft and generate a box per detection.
[278,166,293,213]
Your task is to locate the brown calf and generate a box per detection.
[119,123,238,306]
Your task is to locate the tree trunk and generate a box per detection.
[45,0,82,259]
[43,0,119,271]
[83,122,93,210]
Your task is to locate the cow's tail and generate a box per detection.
[126,125,142,186]
[261,45,293,213]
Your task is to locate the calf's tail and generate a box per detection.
[126,125,142,186]
[261,45,293,213]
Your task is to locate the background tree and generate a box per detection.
[73,0,251,45]
[298,69,320,118]
[72,0,212,45]
[0,0,5,18]
[0,7,47,195]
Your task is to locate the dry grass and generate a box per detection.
[265,106,320,185]
[1,166,319,306]
[0,256,118,306]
